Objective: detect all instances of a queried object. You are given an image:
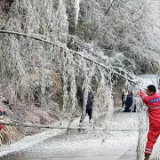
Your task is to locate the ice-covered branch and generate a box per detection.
[74,0,80,27]
[0,29,138,83]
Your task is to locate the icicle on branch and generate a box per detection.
[74,0,80,27]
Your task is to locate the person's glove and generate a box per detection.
[134,91,138,95]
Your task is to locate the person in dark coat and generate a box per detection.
[122,90,128,109]
[79,89,94,123]
[123,91,133,112]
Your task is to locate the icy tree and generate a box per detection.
[74,0,80,27]
[0,0,159,159]
[75,0,160,74]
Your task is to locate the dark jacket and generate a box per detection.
[122,92,133,104]
[125,92,133,105]
[80,90,94,110]
[122,92,133,112]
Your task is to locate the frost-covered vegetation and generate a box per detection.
[0,0,160,158]
[0,0,158,127]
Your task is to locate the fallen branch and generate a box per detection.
[0,30,138,83]
[0,30,58,47]
[0,121,142,131]
[0,121,87,130]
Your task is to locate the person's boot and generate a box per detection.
[144,154,150,160]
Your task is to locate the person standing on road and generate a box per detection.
[79,89,94,124]
[122,90,133,112]
[122,90,128,109]
[140,85,160,160]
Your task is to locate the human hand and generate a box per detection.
[134,91,138,95]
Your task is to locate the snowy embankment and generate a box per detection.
[0,123,63,158]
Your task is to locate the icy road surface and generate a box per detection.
[3,112,160,160]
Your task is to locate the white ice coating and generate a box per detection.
[74,0,80,26]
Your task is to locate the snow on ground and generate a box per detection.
[0,112,140,160]
[0,120,64,158]
[21,115,139,159]
[26,131,138,155]
[0,129,64,157]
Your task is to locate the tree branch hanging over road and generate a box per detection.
[0,29,137,83]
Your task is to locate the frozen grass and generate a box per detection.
[0,118,18,145]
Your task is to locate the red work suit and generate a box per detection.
[0,108,3,130]
[140,90,160,155]
[0,124,3,130]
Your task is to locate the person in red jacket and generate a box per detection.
[140,85,160,160]
[0,108,3,130]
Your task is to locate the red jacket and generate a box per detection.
[0,108,3,130]
[0,124,3,130]
[140,90,160,124]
